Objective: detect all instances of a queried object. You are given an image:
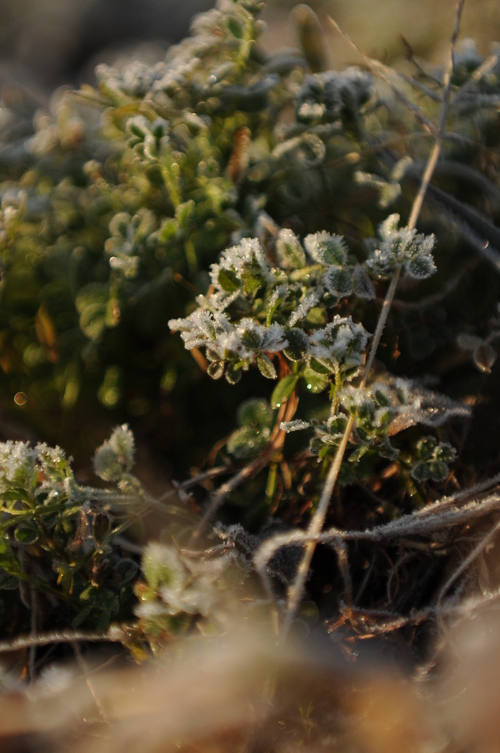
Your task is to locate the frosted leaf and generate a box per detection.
[379,214,400,240]
[36,443,70,484]
[370,383,393,407]
[257,354,277,379]
[411,462,431,482]
[352,265,375,298]
[0,441,38,488]
[280,419,311,432]
[266,285,288,316]
[308,316,369,373]
[391,156,413,182]
[109,424,135,467]
[297,101,325,121]
[288,289,322,327]
[168,310,233,352]
[453,38,484,76]
[262,322,288,352]
[276,228,306,270]
[326,414,348,436]
[406,253,436,279]
[411,436,456,483]
[283,327,309,361]
[304,231,347,266]
[272,134,326,167]
[297,67,373,123]
[216,237,274,285]
[93,425,135,482]
[93,444,123,482]
[160,582,216,617]
[323,266,353,297]
[355,171,401,208]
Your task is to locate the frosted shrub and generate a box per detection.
[0,0,499,682]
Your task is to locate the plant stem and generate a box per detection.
[283,412,354,635]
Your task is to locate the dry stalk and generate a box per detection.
[0,628,125,654]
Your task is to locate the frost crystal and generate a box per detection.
[280,420,311,433]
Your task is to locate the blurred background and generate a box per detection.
[0,0,499,97]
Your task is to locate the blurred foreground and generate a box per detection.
[2,608,500,753]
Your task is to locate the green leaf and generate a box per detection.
[302,367,329,393]
[257,354,277,380]
[227,17,243,38]
[304,307,326,327]
[417,437,437,461]
[14,522,39,545]
[428,461,449,482]
[283,328,309,362]
[158,217,178,241]
[227,426,269,459]
[207,360,224,379]
[226,362,243,384]
[271,374,298,409]
[348,445,370,463]
[218,268,240,292]
[75,284,108,342]
[276,229,306,270]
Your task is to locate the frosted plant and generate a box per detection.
[366,214,437,280]
[94,424,135,481]
[0,427,142,633]
[169,227,377,384]
[280,376,469,482]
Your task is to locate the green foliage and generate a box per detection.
[0,427,142,633]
